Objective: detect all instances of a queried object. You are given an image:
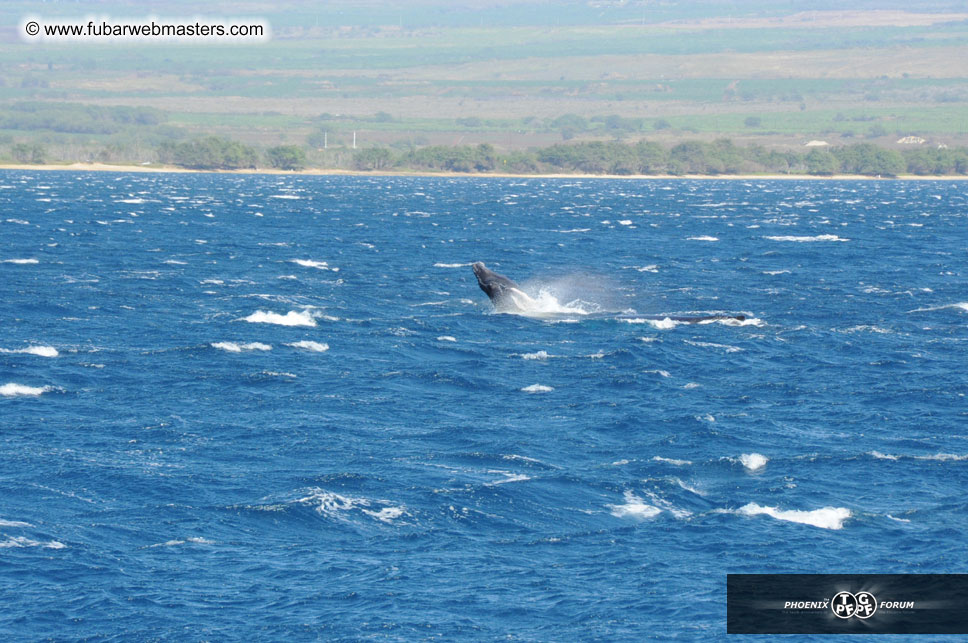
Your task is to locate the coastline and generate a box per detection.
[0,162,966,180]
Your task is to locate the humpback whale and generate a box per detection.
[471,261,746,322]
[472,261,538,311]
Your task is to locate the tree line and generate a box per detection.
[5,135,968,176]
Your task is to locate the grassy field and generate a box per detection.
[1,0,967,161]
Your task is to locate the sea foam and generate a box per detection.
[0,346,58,357]
[736,503,851,530]
[211,342,272,353]
[608,491,662,520]
[286,341,329,352]
[243,310,317,327]
[521,384,554,393]
[765,235,849,242]
[0,383,52,397]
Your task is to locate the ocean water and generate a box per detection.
[1,171,966,640]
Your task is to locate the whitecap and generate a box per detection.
[521,350,550,360]
[739,453,768,472]
[242,310,317,327]
[765,235,849,242]
[521,384,553,393]
[0,536,66,549]
[291,259,335,270]
[0,383,52,397]
[437,336,457,342]
[653,456,692,466]
[0,346,58,357]
[736,503,851,530]
[211,342,272,352]
[286,341,329,352]
[687,236,719,242]
[0,519,32,527]
[623,317,680,330]
[298,489,406,524]
[685,340,742,353]
[608,491,661,520]
[434,262,472,268]
[2,258,39,264]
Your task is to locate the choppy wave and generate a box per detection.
[870,451,968,462]
[521,350,551,360]
[0,345,58,357]
[242,310,317,327]
[734,503,851,530]
[0,383,53,397]
[608,491,662,520]
[765,234,849,242]
[286,340,330,352]
[291,259,338,271]
[211,342,272,352]
[2,258,39,264]
[0,536,66,549]
[739,453,769,472]
[521,384,553,393]
[434,262,472,268]
[298,489,406,524]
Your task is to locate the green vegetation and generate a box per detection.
[157,136,257,170]
[266,145,307,171]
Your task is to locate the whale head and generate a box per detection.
[472,261,519,303]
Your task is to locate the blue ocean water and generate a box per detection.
[1,171,966,640]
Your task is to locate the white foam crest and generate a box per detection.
[0,383,52,397]
[242,310,317,327]
[434,262,472,268]
[909,302,968,313]
[870,451,967,462]
[0,536,66,549]
[521,383,553,393]
[764,270,791,275]
[765,234,849,242]
[644,369,670,377]
[688,236,719,241]
[0,519,32,527]
[286,340,329,352]
[298,489,406,524]
[211,342,272,353]
[437,336,457,342]
[2,258,39,264]
[0,345,58,357]
[521,350,551,360]
[623,317,681,330]
[736,503,851,530]
[608,491,662,520]
[719,316,765,327]
[740,453,769,472]
[653,456,692,466]
[685,340,742,353]
[485,472,532,486]
[291,259,337,271]
[869,450,900,460]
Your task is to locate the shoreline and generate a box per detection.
[1,162,966,181]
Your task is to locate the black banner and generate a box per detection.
[727,574,968,634]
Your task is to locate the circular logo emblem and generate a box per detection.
[832,591,857,618]
[832,591,877,619]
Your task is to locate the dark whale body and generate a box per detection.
[471,261,746,323]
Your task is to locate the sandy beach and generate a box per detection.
[0,162,966,180]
